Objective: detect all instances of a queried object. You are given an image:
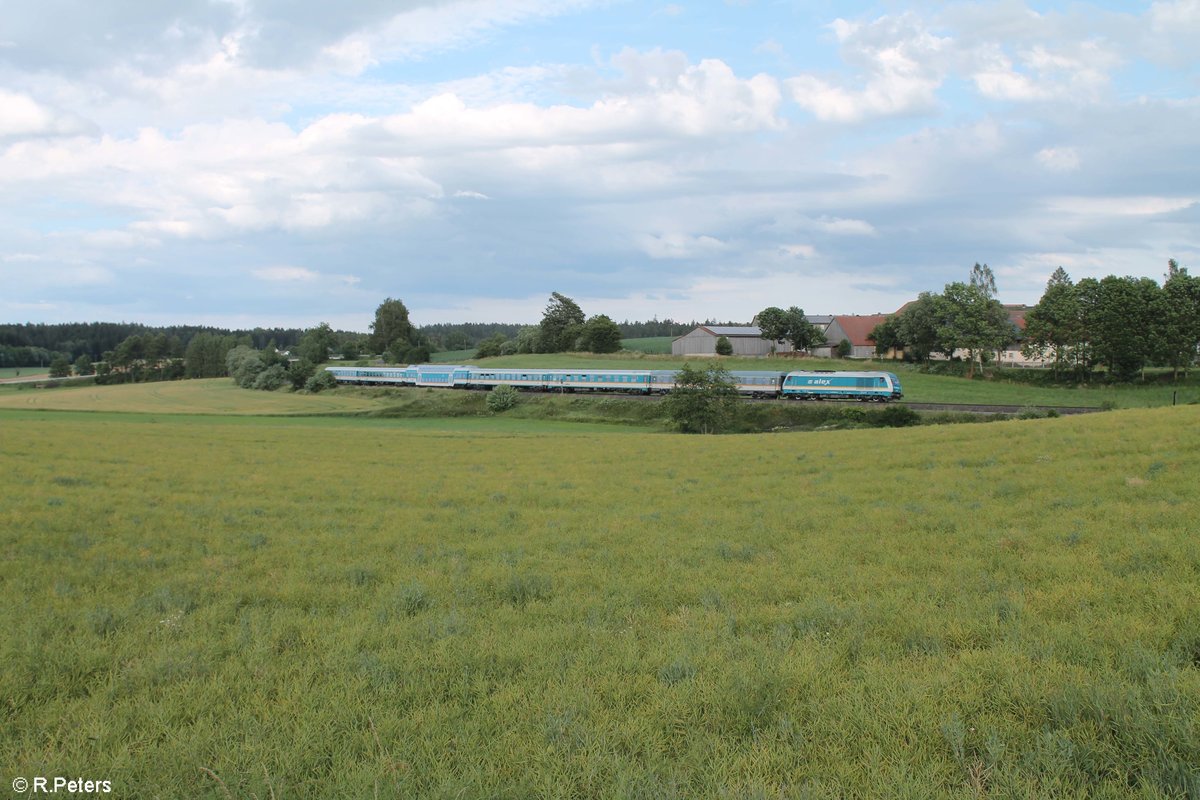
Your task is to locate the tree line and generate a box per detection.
[869,261,1199,382]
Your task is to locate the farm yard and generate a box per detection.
[1,385,1198,798]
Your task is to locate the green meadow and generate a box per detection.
[2,399,1198,798]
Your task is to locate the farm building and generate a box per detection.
[671,318,834,357]
[811,315,889,359]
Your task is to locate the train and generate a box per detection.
[325,364,904,402]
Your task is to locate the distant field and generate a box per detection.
[0,378,389,415]
[620,336,674,353]
[2,407,1198,797]
[0,366,49,379]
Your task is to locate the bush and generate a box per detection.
[486,383,520,413]
[304,369,339,393]
[877,404,921,427]
[715,336,733,356]
[252,364,289,391]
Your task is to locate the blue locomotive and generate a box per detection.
[325,364,903,402]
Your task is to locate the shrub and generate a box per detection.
[304,369,339,393]
[486,383,520,413]
[715,335,733,356]
[877,404,921,427]
[252,364,289,391]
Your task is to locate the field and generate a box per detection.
[0,378,391,416]
[0,367,49,380]
[619,337,675,354]
[2,389,1198,798]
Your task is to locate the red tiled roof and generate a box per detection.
[832,314,890,347]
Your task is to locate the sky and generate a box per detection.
[1,0,1197,331]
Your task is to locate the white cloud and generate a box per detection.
[1036,146,1080,172]
[252,266,320,282]
[1042,196,1195,217]
[780,244,816,258]
[816,217,876,236]
[787,14,949,122]
[638,233,730,260]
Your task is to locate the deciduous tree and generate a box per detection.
[368,298,415,356]
[662,363,739,434]
[536,292,585,353]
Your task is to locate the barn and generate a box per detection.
[671,317,835,356]
[811,315,890,359]
[671,326,786,356]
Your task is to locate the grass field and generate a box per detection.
[2,404,1198,798]
[619,336,675,354]
[0,378,391,415]
[0,367,49,379]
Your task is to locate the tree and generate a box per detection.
[1154,261,1200,380]
[868,316,902,358]
[226,346,266,388]
[969,262,997,299]
[536,292,586,353]
[48,355,72,378]
[1091,276,1157,381]
[515,326,539,354]
[475,333,509,359]
[939,282,1013,378]
[662,363,739,434]
[73,354,94,376]
[368,298,415,356]
[1022,268,1080,377]
[715,335,733,356]
[756,306,826,353]
[288,358,317,390]
[297,323,336,364]
[578,314,623,353]
[894,292,952,362]
[836,338,852,359]
[185,333,239,378]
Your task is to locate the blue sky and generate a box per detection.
[1,0,1196,330]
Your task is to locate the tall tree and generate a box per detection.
[939,282,1013,378]
[969,262,997,299]
[298,323,337,364]
[368,298,415,356]
[536,292,586,353]
[1154,261,1200,380]
[1092,276,1158,381]
[1022,267,1081,378]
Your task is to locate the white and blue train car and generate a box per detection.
[324,366,410,385]
[728,371,785,398]
[781,371,902,401]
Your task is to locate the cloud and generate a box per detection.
[252,265,320,282]
[0,90,88,139]
[787,13,950,122]
[1036,146,1080,172]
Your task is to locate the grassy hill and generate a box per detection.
[2,404,1197,797]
